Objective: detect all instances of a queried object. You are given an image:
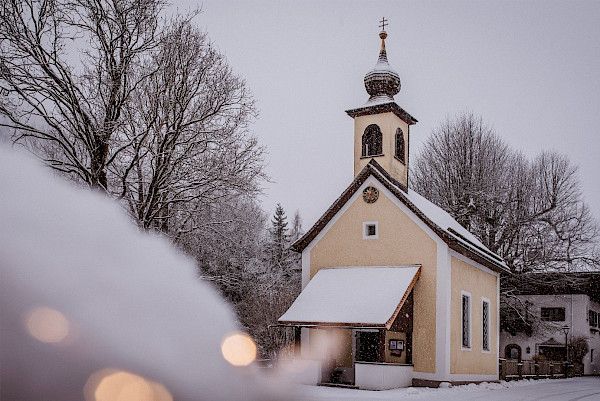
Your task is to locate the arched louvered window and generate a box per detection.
[362,124,382,157]
[395,128,405,163]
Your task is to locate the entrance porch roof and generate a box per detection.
[278,266,420,329]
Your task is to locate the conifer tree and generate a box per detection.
[290,210,304,243]
[289,211,304,274]
[268,203,291,271]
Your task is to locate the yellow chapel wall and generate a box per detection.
[353,112,409,187]
[450,256,498,375]
[307,187,437,373]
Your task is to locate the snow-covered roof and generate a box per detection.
[363,96,395,107]
[292,160,509,273]
[404,189,486,250]
[345,101,418,125]
[278,266,420,328]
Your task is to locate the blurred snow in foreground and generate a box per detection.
[0,147,294,401]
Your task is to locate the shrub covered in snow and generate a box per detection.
[0,147,291,401]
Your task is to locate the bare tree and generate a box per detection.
[412,113,599,274]
[110,19,265,235]
[412,113,510,232]
[1,4,266,237]
[0,0,164,190]
[180,197,267,302]
[413,112,600,332]
[182,200,302,360]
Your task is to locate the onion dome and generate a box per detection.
[364,30,401,102]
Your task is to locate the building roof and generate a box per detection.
[509,272,600,303]
[347,28,418,126]
[278,266,420,328]
[345,101,418,125]
[538,338,564,347]
[291,159,509,274]
[363,30,401,102]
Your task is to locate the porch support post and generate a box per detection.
[294,326,302,356]
[378,329,386,363]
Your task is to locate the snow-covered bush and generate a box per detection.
[0,147,289,401]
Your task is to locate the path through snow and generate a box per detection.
[299,377,600,401]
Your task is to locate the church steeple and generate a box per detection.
[364,23,401,103]
[346,19,418,190]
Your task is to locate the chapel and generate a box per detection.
[278,21,509,389]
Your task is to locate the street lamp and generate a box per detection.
[561,325,570,362]
[562,324,570,377]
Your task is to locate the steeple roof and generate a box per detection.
[364,30,401,102]
[346,21,416,125]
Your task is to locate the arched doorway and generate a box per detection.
[504,344,522,361]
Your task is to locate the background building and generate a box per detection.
[500,273,600,375]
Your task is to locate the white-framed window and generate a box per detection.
[541,307,565,322]
[363,221,379,239]
[461,291,472,350]
[482,298,491,352]
[589,310,598,328]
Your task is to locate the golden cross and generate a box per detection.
[379,17,388,31]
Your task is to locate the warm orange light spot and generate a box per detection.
[221,332,257,367]
[25,306,70,343]
[84,369,172,401]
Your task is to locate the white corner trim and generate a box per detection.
[436,241,451,378]
[461,290,472,351]
[362,221,379,239]
[481,297,491,353]
[301,247,311,289]
[496,275,500,376]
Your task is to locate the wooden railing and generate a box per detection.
[499,359,569,380]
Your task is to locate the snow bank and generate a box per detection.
[0,147,290,401]
[300,377,583,400]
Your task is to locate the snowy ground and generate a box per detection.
[299,377,600,401]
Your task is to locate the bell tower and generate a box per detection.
[346,19,417,190]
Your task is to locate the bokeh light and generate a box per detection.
[221,332,257,367]
[84,369,172,401]
[25,306,70,343]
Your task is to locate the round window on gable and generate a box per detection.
[362,186,379,203]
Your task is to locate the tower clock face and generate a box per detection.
[362,186,379,203]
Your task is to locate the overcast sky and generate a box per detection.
[181,0,600,227]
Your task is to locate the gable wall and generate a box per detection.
[450,255,499,375]
[307,183,437,373]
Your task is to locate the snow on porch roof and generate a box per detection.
[278,266,420,329]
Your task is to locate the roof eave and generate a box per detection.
[291,163,376,252]
[276,321,387,329]
[345,102,418,125]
